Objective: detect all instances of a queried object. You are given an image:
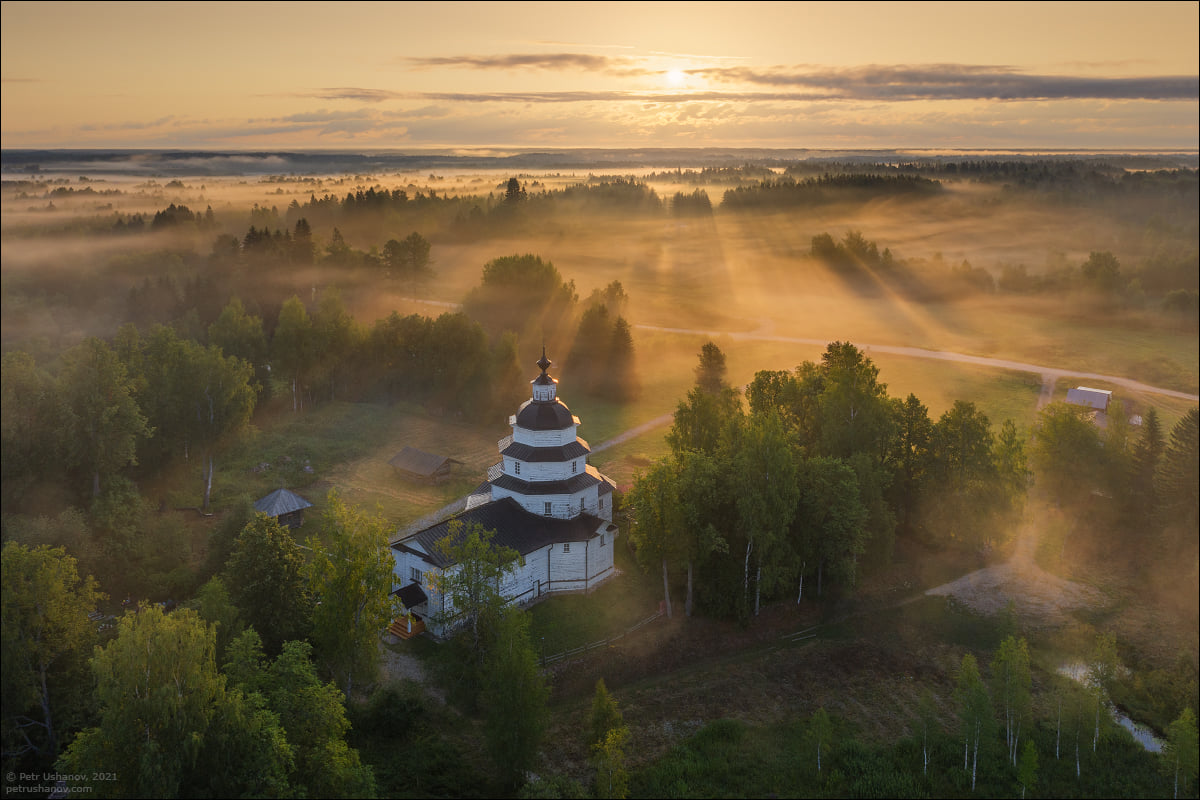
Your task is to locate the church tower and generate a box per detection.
[484,349,614,520]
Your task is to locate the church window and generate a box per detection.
[544,502,551,515]
[563,542,570,553]
[600,534,606,547]
[410,567,423,583]
[514,461,521,475]
[571,460,577,474]
[599,497,605,510]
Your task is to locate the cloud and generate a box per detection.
[298,87,407,103]
[692,64,1199,101]
[404,52,632,71]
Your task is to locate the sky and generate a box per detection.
[2,1,1198,151]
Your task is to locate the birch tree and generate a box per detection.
[1162,707,1198,799]
[1017,740,1038,799]
[734,411,800,617]
[954,653,993,791]
[806,707,834,775]
[625,459,679,618]
[1088,633,1119,752]
[990,635,1032,766]
[431,522,519,658]
[306,491,401,696]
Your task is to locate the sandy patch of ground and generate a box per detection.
[925,520,1105,625]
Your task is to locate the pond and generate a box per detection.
[1058,662,1163,753]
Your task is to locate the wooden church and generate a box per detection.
[389,350,618,637]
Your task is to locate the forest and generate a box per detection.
[1,150,1197,798]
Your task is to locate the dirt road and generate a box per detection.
[634,323,1199,408]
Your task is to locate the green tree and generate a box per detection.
[224,630,375,798]
[605,316,638,400]
[917,689,939,776]
[588,679,629,799]
[1162,707,1199,799]
[224,513,312,655]
[481,607,548,789]
[60,337,152,497]
[666,384,743,457]
[310,288,362,404]
[1031,402,1103,505]
[1131,407,1165,523]
[207,297,267,374]
[383,231,432,279]
[189,575,243,664]
[990,635,1032,766]
[818,341,893,461]
[1080,250,1122,294]
[794,456,867,597]
[955,653,993,791]
[306,491,400,696]
[735,411,800,617]
[888,393,933,530]
[1088,632,1120,752]
[272,296,313,412]
[192,343,257,511]
[1,352,66,508]
[695,341,729,394]
[589,679,625,748]
[1,543,102,762]
[1017,739,1038,799]
[593,726,630,799]
[1156,407,1199,533]
[59,606,292,798]
[431,522,520,657]
[806,707,833,774]
[625,459,681,618]
[462,253,577,342]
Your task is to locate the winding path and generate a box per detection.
[397,297,1196,450]
[634,324,1199,407]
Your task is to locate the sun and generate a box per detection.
[666,69,687,88]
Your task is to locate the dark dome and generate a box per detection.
[515,399,575,431]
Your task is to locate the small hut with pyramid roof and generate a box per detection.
[254,488,313,529]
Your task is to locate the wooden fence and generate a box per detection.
[541,610,662,667]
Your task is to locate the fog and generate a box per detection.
[3,153,1197,400]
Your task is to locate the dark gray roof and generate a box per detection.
[514,398,577,431]
[500,439,590,462]
[254,488,313,517]
[389,446,462,476]
[393,496,605,568]
[393,582,428,608]
[491,470,601,495]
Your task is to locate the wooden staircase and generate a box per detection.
[388,616,426,640]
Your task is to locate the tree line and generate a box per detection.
[626,341,1030,623]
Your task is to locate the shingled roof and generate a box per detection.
[392,496,608,568]
[254,488,313,517]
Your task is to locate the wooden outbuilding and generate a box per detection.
[253,488,313,529]
[389,446,462,484]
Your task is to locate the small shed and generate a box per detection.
[254,488,313,529]
[1066,386,1112,412]
[389,446,462,484]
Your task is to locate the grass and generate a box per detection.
[210,399,498,526]
[527,542,661,658]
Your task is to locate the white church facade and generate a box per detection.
[390,351,619,637]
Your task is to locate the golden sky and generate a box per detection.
[2,1,1197,150]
